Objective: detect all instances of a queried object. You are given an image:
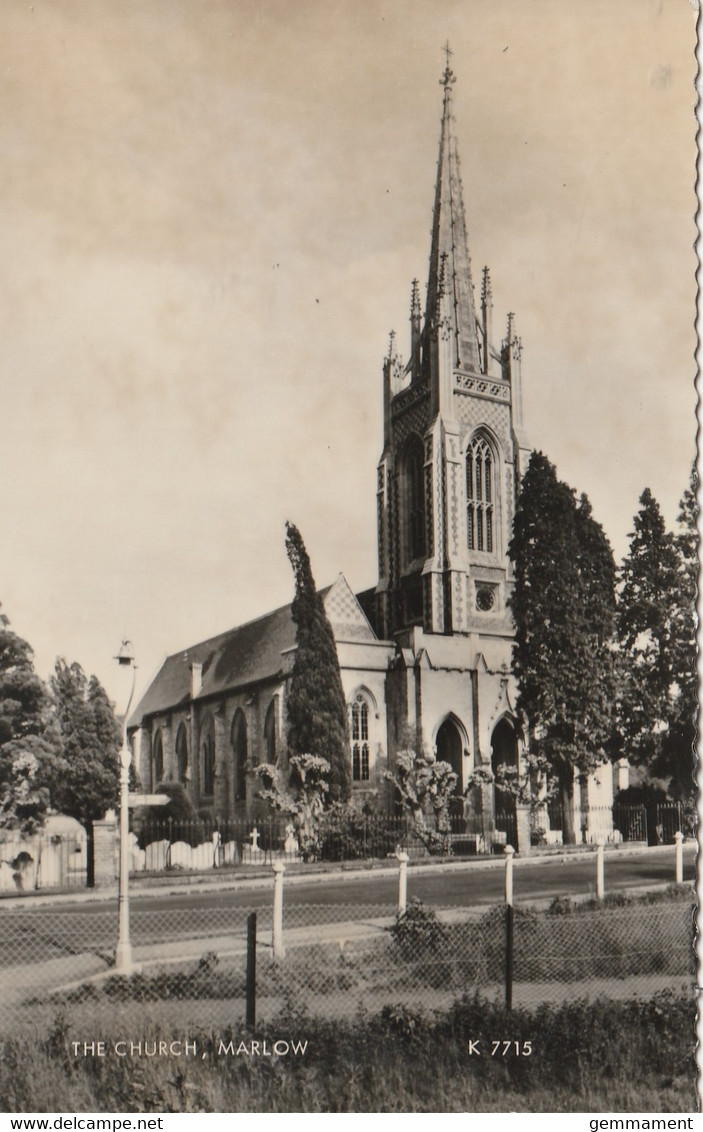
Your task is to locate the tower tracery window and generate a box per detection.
[466,434,496,553]
[350,693,370,782]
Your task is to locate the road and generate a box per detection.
[133,844,696,913]
[0,844,695,974]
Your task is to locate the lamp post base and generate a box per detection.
[115,940,134,973]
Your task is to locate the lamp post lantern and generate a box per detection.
[114,640,136,972]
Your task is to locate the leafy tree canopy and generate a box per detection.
[0,605,58,832]
[284,522,351,804]
[48,659,121,826]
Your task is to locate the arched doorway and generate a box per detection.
[436,716,465,826]
[491,717,518,836]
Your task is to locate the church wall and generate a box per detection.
[414,664,476,792]
[338,656,391,803]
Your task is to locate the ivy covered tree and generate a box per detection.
[384,747,457,855]
[0,605,58,832]
[256,753,331,861]
[508,452,618,842]
[48,659,121,827]
[283,521,351,804]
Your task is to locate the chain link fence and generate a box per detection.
[0,887,694,1039]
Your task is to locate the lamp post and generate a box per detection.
[114,640,136,972]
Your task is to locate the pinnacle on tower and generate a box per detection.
[424,47,481,374]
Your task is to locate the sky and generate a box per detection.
[0,0,697,711]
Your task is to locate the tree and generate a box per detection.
[615,489,681,777]
[508,452,618,842]
[256,753,331,861]
[662,464,699,802]
[0,605,58,832]
[284,522,351,803]
[48,659,121,827]
[617,469,698,803]
[384,748,457,855]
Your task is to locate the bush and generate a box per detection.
[388,898,449,959]
[132,782,206,849]
[318,804,399,861]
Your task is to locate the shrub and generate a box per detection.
[389,898,449,960]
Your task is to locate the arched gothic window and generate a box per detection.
[175,724,188,784]
[263,699,277,764]
[466,434,496,553]
[153,729,164,787]
[200,716,215,797]
[400,437,426,566]
[231,709,248,804]
[349,693,370,782]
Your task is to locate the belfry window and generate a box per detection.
[400,437,426,566]
[466,435,495,553]
[350,694,370,782]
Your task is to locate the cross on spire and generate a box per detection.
[441,41,456,91]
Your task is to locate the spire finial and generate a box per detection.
[440,41,456,93]
[410,278,421,322]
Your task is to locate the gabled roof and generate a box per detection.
[129,574,377,728]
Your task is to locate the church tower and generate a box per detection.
[376,53,531,801]
[377,54,530,644]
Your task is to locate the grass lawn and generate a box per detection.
[0,992,696,1113]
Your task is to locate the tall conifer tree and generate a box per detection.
[508,452,617,841]
[616,489,680,773]
[617,469,698,801]
[284,522,351,804]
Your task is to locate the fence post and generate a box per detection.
[674,830,684,884]
[272,859,286,959]
[246,911,257,1030]
[504,843,514,906]
[504,845,515,1011]
[397,850,409,915]
[596,838,605,900]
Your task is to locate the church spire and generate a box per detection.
[425,46,481,374]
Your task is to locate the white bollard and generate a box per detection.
[504,844,515,907]
[272,859,286,959]
[397,851,409,915]
[674,830,684,885]
[596,839,605,900]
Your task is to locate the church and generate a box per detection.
[129,60,615,842]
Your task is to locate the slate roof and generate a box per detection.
[129,575,380,729]
[128,596,314,728]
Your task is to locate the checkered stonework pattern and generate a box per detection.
[323,577,375,641]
